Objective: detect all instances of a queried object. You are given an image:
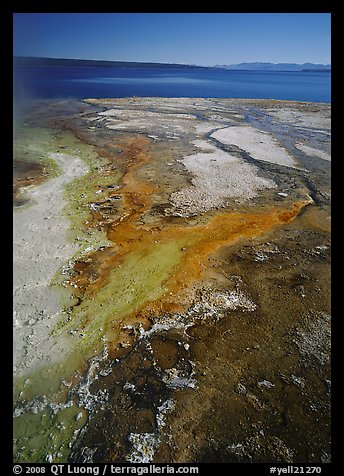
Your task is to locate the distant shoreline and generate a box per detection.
[14,56,331,72]
[13,56,208,70]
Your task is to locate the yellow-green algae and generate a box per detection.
[55,238,186,337]
[49,130,119,290]
[14,404,87,463]
[13,127,117,463]
[16,238,186,397]
[13,239,186,463]
[13,124,184,462]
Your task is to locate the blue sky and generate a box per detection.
[13,13,331,66]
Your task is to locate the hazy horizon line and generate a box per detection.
[14,55,331,67]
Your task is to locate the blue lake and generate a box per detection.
[14,65,331,103]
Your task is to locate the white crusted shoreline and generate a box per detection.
[13,153,89,376]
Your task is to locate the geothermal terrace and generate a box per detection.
[13,98,331,463]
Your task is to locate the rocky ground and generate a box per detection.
[13,98,331,464]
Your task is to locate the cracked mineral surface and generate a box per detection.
[13,98,330,463]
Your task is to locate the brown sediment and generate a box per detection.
[66,122,138,169]
[297,204,331,233]
[13,158,48,206]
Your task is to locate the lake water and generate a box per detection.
[14,65,331,103]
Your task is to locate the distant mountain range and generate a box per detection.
[214,62,331,71]
[14,57,331,72]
